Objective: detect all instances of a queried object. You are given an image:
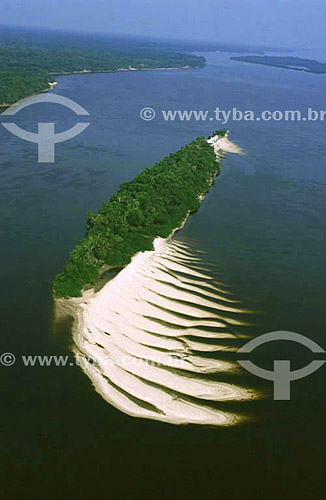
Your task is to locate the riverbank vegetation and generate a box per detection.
[232,55,326,74]
[0,27,205,105]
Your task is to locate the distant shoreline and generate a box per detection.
[51,65,197,75]
[0,65,200,108]
[232,55,326,75]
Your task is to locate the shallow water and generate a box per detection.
[1,50,326,496]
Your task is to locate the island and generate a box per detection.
[54,129,253,427]
[54,131,229,298]
[231,55,326,75]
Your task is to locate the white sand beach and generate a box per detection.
[56,135,256,426]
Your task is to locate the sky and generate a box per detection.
[0,0,325,49]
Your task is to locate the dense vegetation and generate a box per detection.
[0,65,50,104]
[208,128,228,139]
[0,27,205,105]
[54,135,223,298]
[232,56,326,75]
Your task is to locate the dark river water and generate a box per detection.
[1,51,326,497]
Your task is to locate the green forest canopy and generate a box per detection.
[0,28,205,104]
[54,134,224,298]
[232,55,326,74]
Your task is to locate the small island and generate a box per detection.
[231,55,326,75]
[54,131,228,298]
